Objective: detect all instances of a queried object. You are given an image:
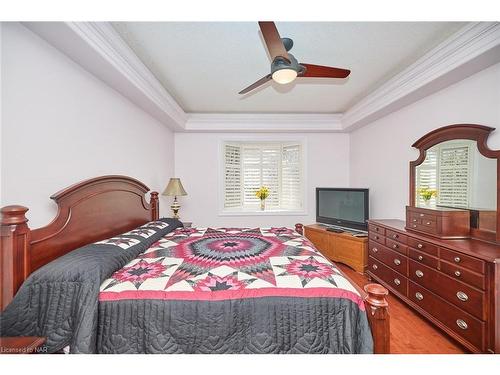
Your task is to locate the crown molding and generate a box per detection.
[342,22,500,131]
[23,22,187,131]
[22,22,500,134]
[184,113,343,132]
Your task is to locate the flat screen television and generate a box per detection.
[316,188,369,231]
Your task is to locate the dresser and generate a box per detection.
[367,219,500,353]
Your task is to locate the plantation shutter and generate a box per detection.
[416,149,438,206]
[242,145,263,206]
[438,145,470,208]
[281,144,302,209]
[223,144,242,208]
[223,141,303,211]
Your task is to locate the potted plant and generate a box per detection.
[417,187,437,207]
[255,186,269,211]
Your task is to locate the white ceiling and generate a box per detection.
[112,22,465,114]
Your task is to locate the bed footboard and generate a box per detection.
[364,283,390,353]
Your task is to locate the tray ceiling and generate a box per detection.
[112,22,465,114]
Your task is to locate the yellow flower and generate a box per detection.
[255,186,269,200]
[418,187,437,201]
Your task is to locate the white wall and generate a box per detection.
[1,23,176,228]
[175,132,350,227]
[350,62,500,220]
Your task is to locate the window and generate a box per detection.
[416,141,472,208]
[222,141,303,213]
[437,144,471,207]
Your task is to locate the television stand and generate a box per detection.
[303,224,368,273]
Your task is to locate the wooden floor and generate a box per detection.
[337,264,468,354]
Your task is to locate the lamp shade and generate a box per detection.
[162,178,187,196]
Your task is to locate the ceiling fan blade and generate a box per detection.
[299,63,351,78]
[238,74,272,94]
[258,21,290,63]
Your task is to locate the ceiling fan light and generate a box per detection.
[272,68,297,84]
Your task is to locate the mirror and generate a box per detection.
[415,139,497,234]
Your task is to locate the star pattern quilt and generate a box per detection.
[96,227,373,353]
[100,227,364,306]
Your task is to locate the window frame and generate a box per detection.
[218,137,307,216]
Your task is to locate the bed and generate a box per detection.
[0,175,390,354]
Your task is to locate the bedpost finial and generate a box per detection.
[150,192,159,221]
[295,223,304,235]
[364,283,389,307]
[1,205,29,225]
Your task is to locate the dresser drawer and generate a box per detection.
[439,261,486,290]
[369,242,408,275]
[369,231,385,245]
[409,260,485,320]
[386,230,408,244]
[408,248,439,269]
[369,256,408,296]
[407,216,421,225]
[385,238,408,256]
[409,210,438,222]
[408,222,439,235]
[408,281,485,351]
[440,248,485,274]
[407,237,438,256]
[368,224,385,236]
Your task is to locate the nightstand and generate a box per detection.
[0,337,47,354]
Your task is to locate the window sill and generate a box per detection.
[219,209,307,217]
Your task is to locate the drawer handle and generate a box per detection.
[394,278,401,286]
[415,270,424,278]
[417,255,424,261]
[392,234,399,239]
[412,224,417,228]
[394,259,401,266]
[375,227,379,232]
[456,291,469,302]
[419,213,424,217]
[454,256,461,263]
[412,218,417,222]
[456,319,468,330]
[417,243,423,249]
[425,221,432,225]
[454,270,461,277]
[392,244,399,249]
[375,235,380,240]
[372,264,378,270]
[415,292,424,301]
[372,247,378,253]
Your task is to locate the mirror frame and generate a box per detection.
[409,124,500,243]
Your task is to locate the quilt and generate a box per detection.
[97,227,373,353]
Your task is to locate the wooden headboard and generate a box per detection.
[0,175,159,310]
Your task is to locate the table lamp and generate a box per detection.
[162,178,187,219]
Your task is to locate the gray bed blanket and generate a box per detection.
[0,218,183,353]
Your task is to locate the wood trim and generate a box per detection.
[409,124,500,243]
[0,175,159,310]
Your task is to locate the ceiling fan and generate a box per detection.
[239,22,351,95]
